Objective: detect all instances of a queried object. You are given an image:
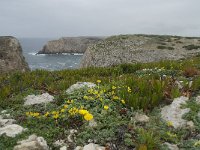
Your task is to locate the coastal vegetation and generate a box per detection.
[1,55,200,149]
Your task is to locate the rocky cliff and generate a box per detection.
[0,36,29,73]
[38,37,103,54]
[80,34,200,68]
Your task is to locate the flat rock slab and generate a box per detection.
[75,143,105,150]
[161,96,190,129]
[0,124,25,137]
[24,93,54,106]
[14,134,49,150]
[66,82,96,94]
[0,117,16,127]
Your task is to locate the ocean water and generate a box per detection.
[19,38,83,70]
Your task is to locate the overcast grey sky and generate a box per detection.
[0,0,200,38]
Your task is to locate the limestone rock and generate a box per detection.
[38,37,103,54]
[0,117,16,127]
[83,143,105,150]
[134,113,149,123]
[24,93,54,106]
[161,96,190,129]
[0,36,29,73]
[66,82,96,94]
[60,146,67,150]
[14,134,49,150]
[80,34,200,68]
[0,124,25,137]
[196,96,200,104]
[164,142,179,150]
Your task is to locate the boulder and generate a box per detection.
[38,37,103,54]
[80,34,200,68]
[14,134,49,150]
[164,142,179,150]
[0,124,25,137]
[24,93,54,106]
[0,36,29,73]
[161,96,190,129]
[66,82,96,94]
[133,113,149,123]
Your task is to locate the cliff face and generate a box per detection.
[80,34,200,68]
[38,37,103,54]
[0,36,29,74]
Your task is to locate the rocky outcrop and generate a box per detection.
[38,37,103,54]
[0,36,29,73]
[80,34,200,68]
[14,134,49,150]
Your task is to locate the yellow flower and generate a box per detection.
[33,112,40,117]
[44,112,50,117]
[68,107,79,116]
[52,111,58,115]
[60,109,65,113]
[112,86,117,90]
[113,96,119,100]
[104,105,109,110]
[128,87,131,93]
[67,100,74,104]
[93,90,98,95]
[167,121,173,127]
[79,109,89,115]
[83,95,89,100]
[121,100,125,104]
[53,114,59,119]
[63,105,68,109]
[26,112,30,116]
[84,113,93,121]
[97,80,101,83]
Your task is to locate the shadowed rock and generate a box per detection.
[0,36,29,73]
[38,37,104,54]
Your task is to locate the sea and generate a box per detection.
[19,38,83,71]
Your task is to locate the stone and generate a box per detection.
[0,36,29,74]
[80,35,200,68]
[67,129,77,143]
[14,134,49,150]
[83,143,105,150]
[66,82,96,94]
[134,113,149,123]
[196,96,200,104]
[164,142,179,150]
[161,96,190,129]
[0,118,16,127]
[60,146,67,150]
[186,121,195,129]
[74,146,83,150]
[38,37,103,54]
[0,124,25,137]
[89,119,98,127]
[24,93,54,106]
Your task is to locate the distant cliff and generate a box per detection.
[38,37,104,54]
[0,36,30,73]
[80,34,200,68]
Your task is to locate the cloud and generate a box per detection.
[0,0,200,37]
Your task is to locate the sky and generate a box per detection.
[0,0,200,38]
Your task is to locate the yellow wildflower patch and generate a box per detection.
[84,113,93,121]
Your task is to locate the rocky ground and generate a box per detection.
[80,34,200,68]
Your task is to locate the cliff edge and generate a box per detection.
[80,34,200,68]
[0,36,29,73]
[38,37,103,54]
